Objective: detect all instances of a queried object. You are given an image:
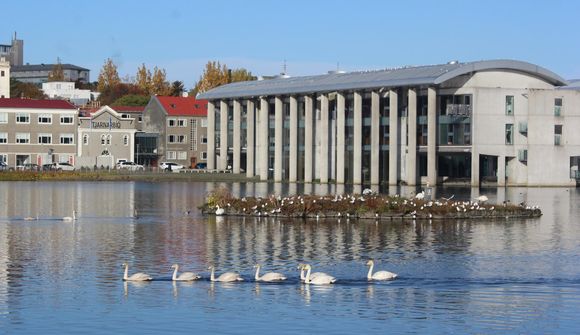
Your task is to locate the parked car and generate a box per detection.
[159,162,184,171]
[53,162,75,171]
[0,162,8,171]
[17,163,40,171]
[194,162,207,169]
[116,161,144,171]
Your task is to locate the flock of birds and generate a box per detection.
[122,260,397,285]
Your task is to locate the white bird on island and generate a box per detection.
[122,263,152,281]
[476,195,489,203]
[415,191,425,200]
[23,215,38,221]
[366,260,397,281]
[302,264,336,285]
[62,210,76,222]
[254,264,287,282]
[171,264,201,281]
[215,205,225,216]
[208,265,243,282]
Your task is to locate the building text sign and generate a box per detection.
[91,121,121,129]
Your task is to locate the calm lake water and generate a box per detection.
[0,181,579,334]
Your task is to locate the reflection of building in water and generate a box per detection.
[0,225,8,316]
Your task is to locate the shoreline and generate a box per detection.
[0,170,255,182]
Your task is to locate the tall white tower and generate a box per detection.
[0,57,9,98]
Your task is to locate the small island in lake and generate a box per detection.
[200,189,542,220]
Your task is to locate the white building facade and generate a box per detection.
[0,57,9,98]
[199,60,580,186]
[42,81,99,106]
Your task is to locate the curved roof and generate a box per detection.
[198,59,568,100]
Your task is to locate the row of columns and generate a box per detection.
[206,87,438,185]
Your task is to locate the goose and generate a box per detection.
[208,265,243,282]
[122,263,152,281]
[254,264,286,282]
[62,210,76,222]
[298,263,332,282]
[215,205,225,216]
[303,264,336,285]
[171,264,201,281]
[366,260,397,281]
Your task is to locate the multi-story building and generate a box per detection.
[11,63,90,85]
[76,106,140,168]
[0,33,23,67]
[0,99,78,167]
[0,57,9,98]
[42,81,100,106]
[199,59,580,186]
[142,96,208,168]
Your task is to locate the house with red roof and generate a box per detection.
[142,96,208,167]
[0,98,79,168]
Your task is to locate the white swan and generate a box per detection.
[298,263,332,282]
[476,195,489,203]
[171,264,200,281]
[366,260,397,281]
[215,205,225,216]
[62,210,76,222]
[303,264,336,285]
[208,265,243,282]
[122,263,152,281]
[254,264,286,282]
[415,191,425,200]
[23,215,38,221]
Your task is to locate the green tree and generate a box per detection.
[112,94,151,106]
[135,63,152,94]
[97,58,120,92]
[170,81,185,97]
[99,83,145,106]
[48,58,65,81]
[10,78,47,99]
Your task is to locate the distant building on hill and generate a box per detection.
[0,33,23,67]
[42,81,100,106]
[12,63,90,85]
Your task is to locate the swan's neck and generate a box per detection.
[72,211,76,220]
[124,265,129,280]
[305,267,311,283]
[254,266,261,280]
[300,267,305,281]
[172,266,178,280]
[367,263,374,279]
[210,267,215,281]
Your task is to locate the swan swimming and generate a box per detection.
[302,264,336,285]
[298,263,332,282]
[122,263,152,281]
[23,215,38,221]
[215,205,225,216]
[208,265,243,282]
[254,264,286,282]
[366,260,397,281]
[171,264,201,281]
[62,210,76,222]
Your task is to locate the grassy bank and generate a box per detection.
[0,170,256,182]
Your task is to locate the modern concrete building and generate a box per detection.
[11,63,90,85]
[42,81,100,106]
[0,57,9,98]
[0,99,78,167]
[142,96,208,168]
[76,106,138,168]
[199,59,580,186]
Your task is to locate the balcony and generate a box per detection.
[445,104,472,116]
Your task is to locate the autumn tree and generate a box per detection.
[10,78,47,99]
[48,58,65,81]
[135,63,152,94]
[97,58,121,92]
[191,61,255,96]
[99,83,146,106]
[150,66,171,96]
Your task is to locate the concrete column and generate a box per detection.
[320,93,329,183]
[259,97,269,181]
[246,100,255,177]
[289,96,298,182]
[219,100,229,170]
[370,91,380,185]
[406,88,417,185]
[207,101,215,170]
[497,155,506,186]
[388,89,398,185]
[304,95,313,182]
[471,151,480,186]
[353,91,362,184]
[336,92,345,184]
[274,97,283,182]
[427,87,437,185]
[233,100,241,174]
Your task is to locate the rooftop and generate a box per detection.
[198,59,568,100]
[11,63,90,72]
[155,96,208,116]
[0,98,78,110]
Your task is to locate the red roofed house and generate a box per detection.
[0,98,79,168]
[142,96,208,168]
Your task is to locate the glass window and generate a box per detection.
[0,112,7,123]
[16,133,30,144]
[0,132,7,143]
[16,113,30,124]
[167,151,176,159]
[123,135,129,146]
[167,118,176,127]
[101,134,106,145]
[505,96,514,115]
[83,134,89,145]
[201,151,207,160]
[38,114,52,124]
[201,136,208,144]
[555,124,563,145]
[38,134,52,144]
[60,134,74,144]
[505,124,514,145]
[178,119,186,127]
[60,115,74,124]
[178,151,187,160]
[201,119,207,127]
[106,134,111,145]
[555,98,563,116]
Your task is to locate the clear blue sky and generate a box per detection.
[4,0,580,88]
